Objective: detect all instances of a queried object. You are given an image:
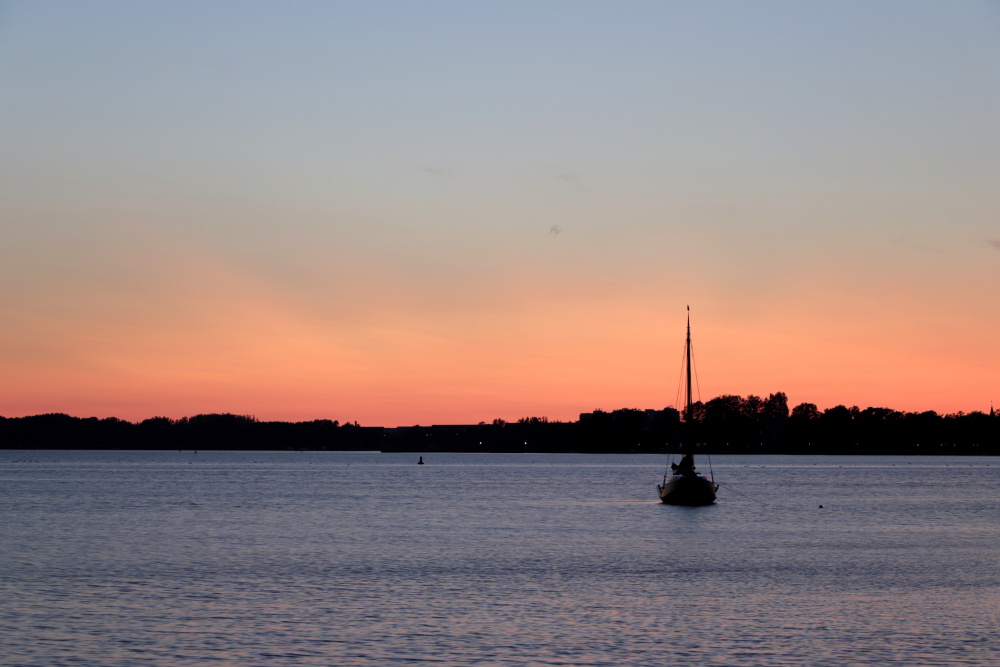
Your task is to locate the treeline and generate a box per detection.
[0,413,383,451]
[686,393,998,455]
[1,393,998,454]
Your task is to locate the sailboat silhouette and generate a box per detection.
[657,307,718,505]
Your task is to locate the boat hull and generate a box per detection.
[658,474,717,506]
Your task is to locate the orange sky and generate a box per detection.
[3,246,995,424]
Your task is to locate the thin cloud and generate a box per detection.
[556,170,591,191]
[988,239,1000,251]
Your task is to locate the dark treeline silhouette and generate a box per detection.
[1,394,997,454]
[686,393,997,455]
[0,413,382,451]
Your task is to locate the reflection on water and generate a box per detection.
[1,451,998,666]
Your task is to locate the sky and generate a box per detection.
[1,1,998,425]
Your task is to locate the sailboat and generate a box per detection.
[657,307,718,506]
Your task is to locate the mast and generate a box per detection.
[685,305,692,421]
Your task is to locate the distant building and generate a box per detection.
[579,407,680,426]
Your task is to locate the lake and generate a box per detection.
[1,451,998,666]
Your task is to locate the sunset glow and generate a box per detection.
[2,2,998,425]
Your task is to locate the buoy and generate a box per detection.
[417,456,424,465]
[819,505,824,509]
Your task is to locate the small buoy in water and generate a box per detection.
[819,505,824,509]
[417,456,424,465]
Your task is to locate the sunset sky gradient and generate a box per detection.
[2,1,998,425]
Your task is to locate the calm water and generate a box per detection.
[1,451,998,666]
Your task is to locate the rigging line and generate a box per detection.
[662,454,673,484]
[690,340,702,405]
[716,484,767,506]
